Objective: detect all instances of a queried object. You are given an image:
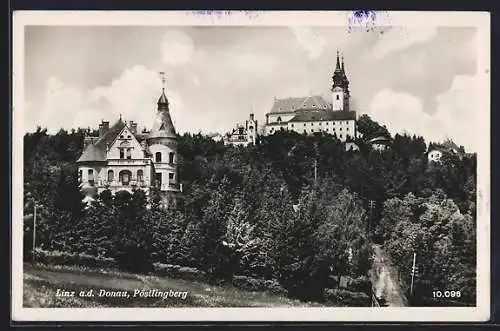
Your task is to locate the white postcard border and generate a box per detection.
[11,10,491,322]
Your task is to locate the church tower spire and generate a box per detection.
[331,50,350,111]
[332,50,344,89]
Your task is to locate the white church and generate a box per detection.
[264,52,357,141]
[76,74,181,207]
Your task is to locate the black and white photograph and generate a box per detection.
[12,10,490,322]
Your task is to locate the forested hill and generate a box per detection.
[23,114,477,305]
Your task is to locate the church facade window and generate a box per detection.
[155,152,162,163]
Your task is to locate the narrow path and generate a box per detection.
[370,244,408,307]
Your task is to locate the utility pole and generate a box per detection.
[410,252,417,295]
[32,201,37,264]
[314,160,317,186]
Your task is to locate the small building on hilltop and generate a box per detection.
[427,139,464,163]
[367,136,392,151]
[224,113,258,147]
[76,76,182,208]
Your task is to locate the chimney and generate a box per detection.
[99,120,109,137]
[129,121,138,134]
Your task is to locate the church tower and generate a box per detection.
[146,72,181,206]
[331,51,350,111]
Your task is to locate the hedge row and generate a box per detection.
[33,249,118,269]
[152,262,207,282]
[32,250,369,304]
[323,288,371,306]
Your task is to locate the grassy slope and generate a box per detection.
[23,264,328,308]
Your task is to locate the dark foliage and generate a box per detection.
[23,119,476,304]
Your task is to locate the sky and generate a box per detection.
[23,25,478,151]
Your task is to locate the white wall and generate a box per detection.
[107,126,146,160]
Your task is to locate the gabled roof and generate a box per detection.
[95,118,126,150]
[77,118,126,163]
[289,109,356,123]
[268,95,330,114]
[367,136,392,144]
[428,139,461,153]
[77,143,105,162]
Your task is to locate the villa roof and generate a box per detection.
[77,118,126,163]
[147,107,177,140]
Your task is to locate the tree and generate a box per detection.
[356,114,390,139]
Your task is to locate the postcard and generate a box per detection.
[11,10,490,322]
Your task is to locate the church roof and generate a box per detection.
[288,109,356,123]
[268,95,329,114]
[158,90,169,105]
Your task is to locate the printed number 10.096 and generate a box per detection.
[432,290,461,298]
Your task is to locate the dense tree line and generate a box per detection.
[23,115,477,304]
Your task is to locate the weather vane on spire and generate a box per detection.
[159,71,166,91]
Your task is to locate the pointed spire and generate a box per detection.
[335,50,341,70]
[157,71,169,106]
[341,54,345,72]
[149,71,176,140]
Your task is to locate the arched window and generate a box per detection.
[336,95,340,100]
[107,170,114,182]
[155,152,162,163]
[137,169,144,182]
[169,152,174,164]
[119,170,132,186]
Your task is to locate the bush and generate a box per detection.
[323,288,371,306]
[347,276,372,295]
[114,243,153,273]
[33,249,118,269]
[231,275,287,295]
[153,263,206,281]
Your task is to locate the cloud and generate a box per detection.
[368,74,478,152]
[291,27,327,59]
[372,27,437,58]
[31,65,185,134]
[160,30,195,66]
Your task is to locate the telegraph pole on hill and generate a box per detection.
[32,200,37,264]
